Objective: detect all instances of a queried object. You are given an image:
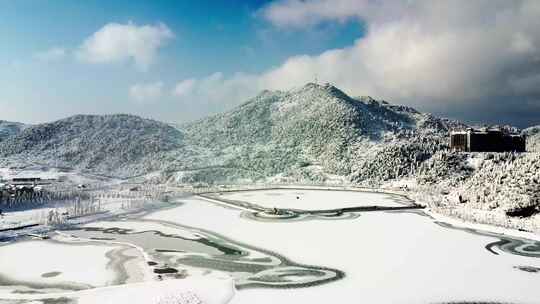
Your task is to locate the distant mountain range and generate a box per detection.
[0,83,536,184]
[0,120,26,142]
[0,114,183,177]
[1,83,538,229]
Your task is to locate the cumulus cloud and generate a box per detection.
[260,0,400,28]
[175,0,540,127]
[172,78,196,97]
[77,22,174,69]
[34,47,67,62]
[171,72,264,118]
[129,82,164,103]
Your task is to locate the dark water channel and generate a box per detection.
[63,220,343,289]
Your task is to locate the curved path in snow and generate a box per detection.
[197,187,424,218]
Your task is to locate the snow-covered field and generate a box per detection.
[0,275,234,304]
[0,165,118,185]
[0,197,148,230]
[0,239,143,294]
[0,207,55,229]
[216,189,409,210]
[66,217,340,289]
[1,189,539,303]
[72,276,234,304]
[146,192,540,304]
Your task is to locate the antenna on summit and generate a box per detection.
[314,73,318,84]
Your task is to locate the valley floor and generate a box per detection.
[1,185,540,304]
[0,160,539,303]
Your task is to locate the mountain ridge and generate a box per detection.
[0,120,26,142]
[175,83,465,183]
[1,83,538,231]
[0,114,183,177]
[0,83,532,183]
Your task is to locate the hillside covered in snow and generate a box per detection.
[0,114,183,177]
[0,83,538,231]
[524,125,540,152]
[175,83,465,183]
[0,120,25,141]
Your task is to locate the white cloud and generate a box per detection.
[129,82,164,103]
[77,22,174,69]
[173,0,540,126]
[171,72,263,117]
[34,47,67,62]
[256,0,540,103]
[172,72,261,102]
[172,78,196,97]
[260,0,402,28]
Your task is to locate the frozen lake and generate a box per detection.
[215,188,410,210]
[1,189,539,303]
[0,239,144,293]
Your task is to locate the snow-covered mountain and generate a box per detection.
[0,120,25,141]
[0,83,538,230]
[0,84,466,182]
[177,84,539,230]
[177,83,465,183]
[523,125,540,152]
[0,114,183,177]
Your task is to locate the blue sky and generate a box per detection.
[1,1,539,127]
[0,0,363,123]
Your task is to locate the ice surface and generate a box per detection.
[2,189,539,303]
[78,276,234,304]
[0,240,134,292]
[145,192,540,304]
[79,220,204,240]
[0,276,234,304]
[216,189,408,210]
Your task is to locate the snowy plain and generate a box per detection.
[0,276,234,304]
[1,189,539,303]
[0,240,136,293]
[0,165,119,186]
[216,188,409,210]
[146,191,540,304]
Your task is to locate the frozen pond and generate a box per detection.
[0,238,147,295]
[146,191,540,304]
[64,220,343,289]
[1,189,540,303]
[215,188,410,210]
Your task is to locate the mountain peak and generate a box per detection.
[300,82,344,93]
[284,83,354,105]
